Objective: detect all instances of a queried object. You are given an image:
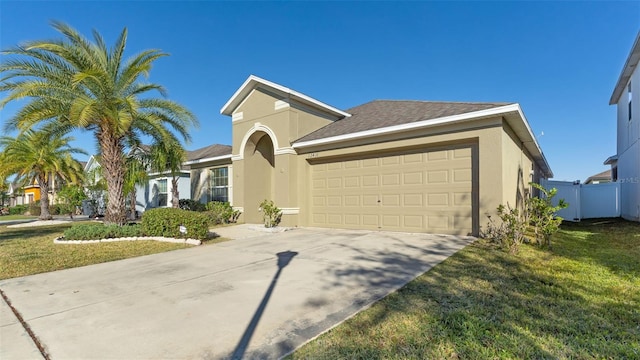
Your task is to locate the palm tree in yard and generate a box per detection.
[0,21,197,225]
[150,139,186,208]
[0,130,86,220]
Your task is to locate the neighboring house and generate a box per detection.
[607,30,640,221]
[7,182,24,206]
[183,144,233,204]
[212,75,553,236]
[585,169,612,185]
[7,172,74,207]
[83,155,107,215]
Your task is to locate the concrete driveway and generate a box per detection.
[0,225,474,359]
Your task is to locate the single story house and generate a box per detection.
[584,169,612,185]
[198,75,552,236]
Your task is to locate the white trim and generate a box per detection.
[293,105,519,148]
[234,123,281,161]
[274,147,297,156]
[293,103,552,178]
[280,207,300,215]
[183,154,232,166]
[220,75,351,118]
[228,165,233,206]
[147,170,190,177]
[274,99,290,110]
[232,112,244,122]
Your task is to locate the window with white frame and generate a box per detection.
[210,167,229,203]
[157,179,168,207]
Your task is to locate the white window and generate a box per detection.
[210,167,229,203]
[157,179,168,207]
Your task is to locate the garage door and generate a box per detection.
[309,145,475,235]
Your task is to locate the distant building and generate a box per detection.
[585,169,612,184]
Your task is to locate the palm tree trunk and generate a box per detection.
[171,176,179,208]
[129,190,137,220]
[37,175,53,220]
[99,131,126,225]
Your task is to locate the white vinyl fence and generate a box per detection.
[540,179,620,221]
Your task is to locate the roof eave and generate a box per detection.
[183,154,232,166]
[610,31,640,105]
[220,75,351,118]
[293,104,553,178]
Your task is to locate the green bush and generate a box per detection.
[205,201,241,225]
[179,199,207,212]
[64,223,142,240]
[9,205,28,215]
[49,204,61,215]
[259,199,282,228]
[141,208,209,240]
[29,201,41,216]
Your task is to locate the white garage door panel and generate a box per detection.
[310,147,474,234]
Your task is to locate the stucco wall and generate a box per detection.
[615,63,640,221]
[501,121,536,212]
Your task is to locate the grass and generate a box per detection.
[0,214,37,221]
[0,223,229,280]
[290,219,640,359]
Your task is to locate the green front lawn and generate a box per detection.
[290,219,640,359]
[0,224,228,280]
[0,214,37,221]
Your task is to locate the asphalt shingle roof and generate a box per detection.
[186,144,232,161]
[295,100,512,143]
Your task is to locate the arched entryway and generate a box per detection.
[242,131,275,223]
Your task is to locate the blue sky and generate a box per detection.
[1,1,639,182]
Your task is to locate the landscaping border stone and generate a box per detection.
[53,236,201,246]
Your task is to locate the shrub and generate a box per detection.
[64,223,142,240]
[179,199,207,212]
[141,208,209,240]
[259,199,282,228]
[483,182,568,253]
[29,201,41,216]
[9,205,28,215]
[49,204,61,215]
[527,182,568,248]
[483,203,527,254]
[205,201,241,225]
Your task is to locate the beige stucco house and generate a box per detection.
[192,75,552,236]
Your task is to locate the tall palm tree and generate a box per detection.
[150,140,186,208]
[0,130,86,220]
[0,21,197,225]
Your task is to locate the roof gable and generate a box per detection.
[220,75,350,119]
[186,144,232,162]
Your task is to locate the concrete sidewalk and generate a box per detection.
[0,225,474,359]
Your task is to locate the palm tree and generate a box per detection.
[149,140,186,208]
[0,130,86,220]
[0,21,197,225]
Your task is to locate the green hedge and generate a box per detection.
[205,201,241,225]
[64,223,142,240]
[9,205,28,215]
[141,208,209,240]
[29,202,41,216]
[179,199,207,212]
